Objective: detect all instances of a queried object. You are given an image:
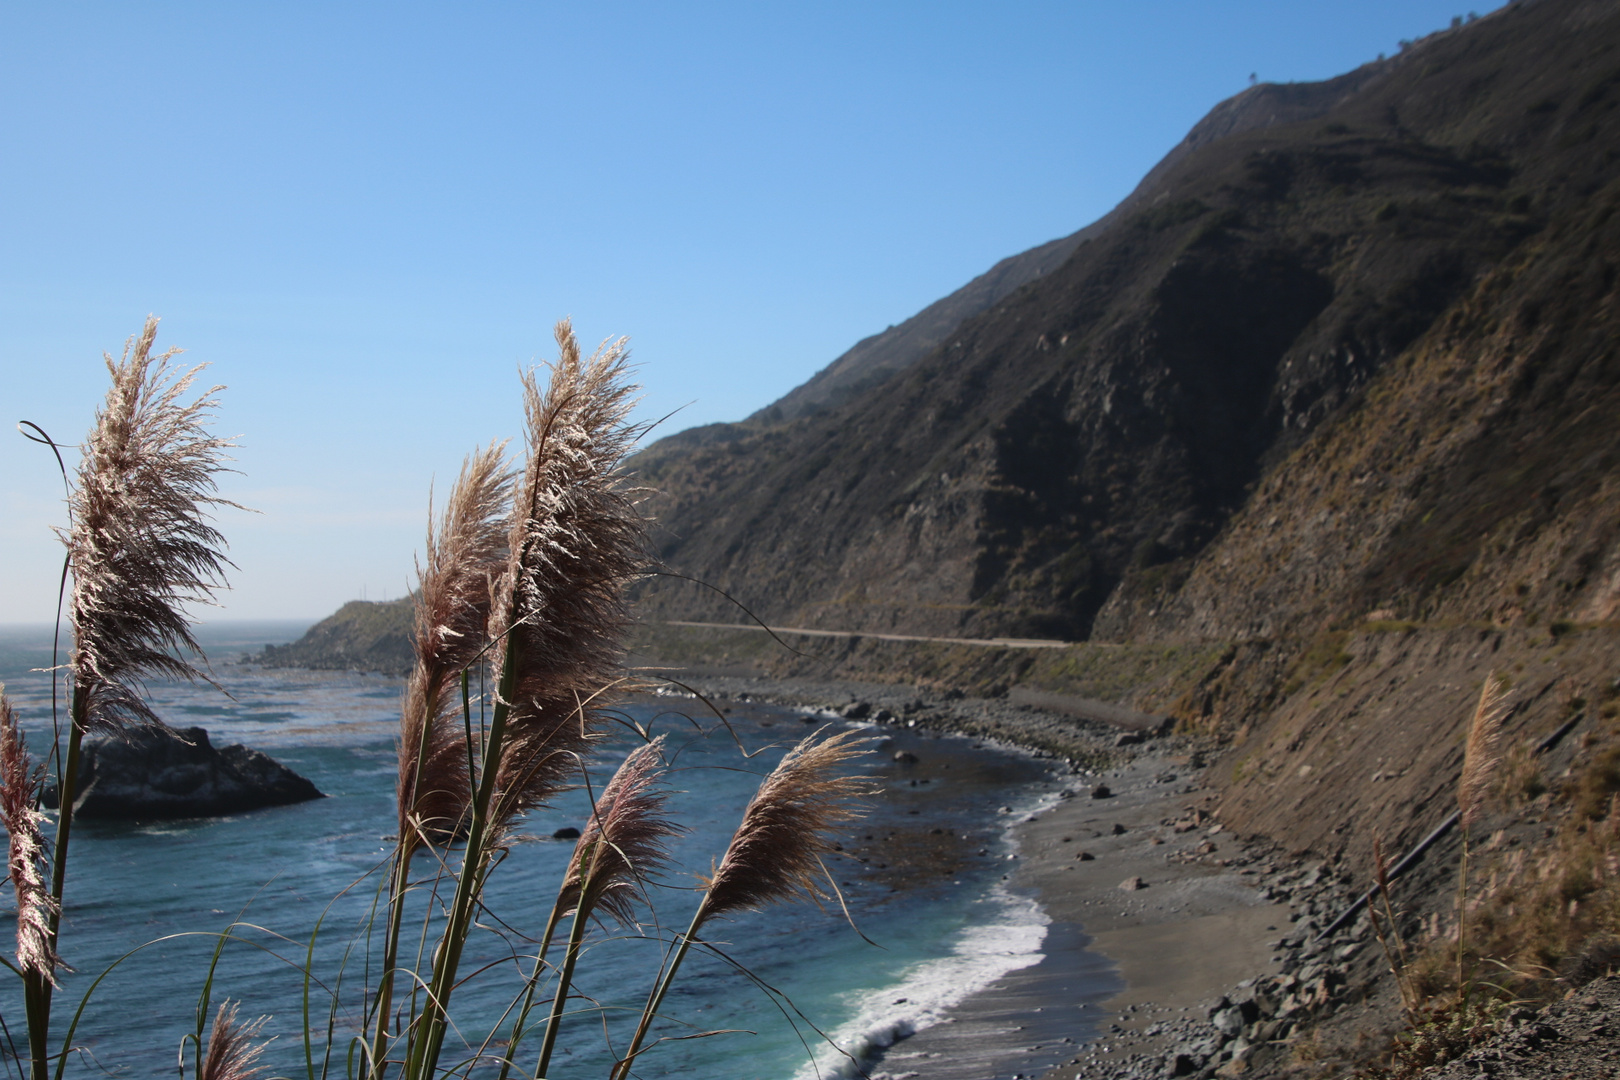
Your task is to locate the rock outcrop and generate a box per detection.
[42,726,324,820]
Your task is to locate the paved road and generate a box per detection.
[664,620,1074,649]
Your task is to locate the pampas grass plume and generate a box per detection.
[398,442,512,846]
[199,1001,271,1080]
[559,735,680,927]
[0,694,61,986]
[1460,672,1508,829]
[66,315,238,731]
[488,319,646,837]
[698,727,870,924]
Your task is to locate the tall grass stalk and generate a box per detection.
[367,445,511,1079]
[382,322,645,1080]
[1368,835,1419,1026]
[1456,673,1507,999]
[19,318,236,1080]
[611,727,869,1080]
[1,693,60,990]
[527,736,678,1079]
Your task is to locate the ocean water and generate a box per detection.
[0,622,1103,1079]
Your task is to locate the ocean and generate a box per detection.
[0,622,1115,1079]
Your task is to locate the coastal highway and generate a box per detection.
[664,620,1075,649]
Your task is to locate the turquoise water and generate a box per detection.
[0,623,1081,1079]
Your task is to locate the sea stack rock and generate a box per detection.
[42,726,324,820]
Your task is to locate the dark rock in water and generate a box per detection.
[41,727,323,820]
[892,751,919,765]
[552,827,581,840]
[1091,783,1112,799]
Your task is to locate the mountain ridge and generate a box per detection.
[718,55,1405,430]
[633,2,1572,643]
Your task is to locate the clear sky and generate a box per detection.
[0,1,1503,624]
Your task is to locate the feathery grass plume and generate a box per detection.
[1459,673,1508,829]
[559,734,680,926]
[65,315,238,732]
[401,323,647,1080]
[522,736,681,1080]
[0,695,61,987]
[486,320,645,840]
[22,318,236,1080]
[698,726,870,922]
[199,1001,270,1080]
[369,446,514,1080]
[397,442,512,846]
[611,727,869,1080]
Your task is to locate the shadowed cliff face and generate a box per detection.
[634,0,1620,644]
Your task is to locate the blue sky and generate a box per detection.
[0,2,1502,623]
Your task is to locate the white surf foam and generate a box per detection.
[790,885,1049,1080]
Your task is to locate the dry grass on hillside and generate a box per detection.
[1390,702,1620,1009]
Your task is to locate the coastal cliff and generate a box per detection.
[630,0,1620,865]
[256,597,414,675]
[629,4,1620,1071]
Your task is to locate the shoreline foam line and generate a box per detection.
[793,750,1066,1079]
[792,886,1051,1080]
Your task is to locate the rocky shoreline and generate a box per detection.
[640,672,1386,1079]
[642,671,1620,1080]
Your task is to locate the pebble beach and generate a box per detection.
[661,673,1384,1080]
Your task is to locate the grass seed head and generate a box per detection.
[1460,673,1509,829]
[199,1001,271,1080]
[559,735,681,927]
[65,316,238,732]
[698,727,871,925]
[488,320,647,838]
[0,694,62,986]
[398,443,513,846]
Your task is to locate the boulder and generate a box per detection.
[42,726,324,820]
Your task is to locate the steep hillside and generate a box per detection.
[632,0,1620,880]
[636,0,1619,648]
[747,55,1393,427]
